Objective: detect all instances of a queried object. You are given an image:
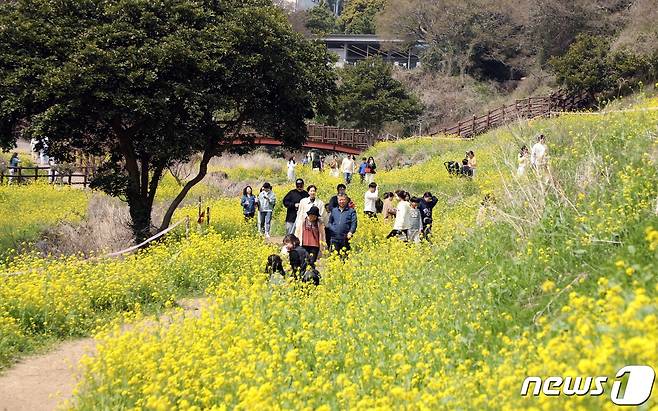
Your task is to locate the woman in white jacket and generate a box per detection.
[294,185,326,240]
[386,190,411,241]
[364,182,379,218]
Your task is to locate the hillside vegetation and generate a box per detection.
[43,96,657,408]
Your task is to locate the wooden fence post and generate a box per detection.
[68,170,73,185]
[527,97,531,117]
[206,206,210,226]
[457,121,462,137]
[83,166,88,188]
[197,197,202,225]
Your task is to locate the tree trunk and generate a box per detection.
[159,149,213,232]
[126,188,152,243]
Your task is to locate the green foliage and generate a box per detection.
[550,34,655,98]
[337,0,386,35]
[336,57,423,133]
[305,1,337,35]
[0,0,337,241]
[549,35,611,96]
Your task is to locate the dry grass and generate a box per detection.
[208,151,286,173]
[36,195,134,256]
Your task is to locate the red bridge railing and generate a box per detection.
[305,124,375,151]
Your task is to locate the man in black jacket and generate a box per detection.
[283,179,308,235]
[419,192,438,242]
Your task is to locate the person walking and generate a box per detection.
[294,184,325,238]
[8,153,20,184]
[408,197,424,243]
[298,205,325,267]
[517,145,530,177]
[287,157,296,181]
[258,182,276,239]
[327,194,357,256]
[531,134,548,171]
[329,155,340,178]
[328,183,349,212]
[418,192,438,241]
[241,186,257,221]
[364,182,379,218]
[283,179,308,235]
[365,156,377,184]
[312,154,322,172]
[386,190,411,240]
[382,192,396,220]
[322,203,331,250]
[358,157,368,184]
[341,155,355,184]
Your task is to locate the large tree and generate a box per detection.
[338,0,386,35]
[336,57,422,133]
[377,0,530,81]
[306,1,337,35]
[0,0,336,241]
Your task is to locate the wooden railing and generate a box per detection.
[306,124,375,150]
[431,91,590,139]
[1,166,96,187]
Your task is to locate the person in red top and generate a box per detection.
[300,206,325,267]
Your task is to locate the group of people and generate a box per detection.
[290,153,377,186]
[382,190,438,243]
[253,135,553,286]
[444,151,478,178]
[517,134,549,176]
[245,175,441,286]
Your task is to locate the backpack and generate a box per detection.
[375,198,384,213]
[302,268,321,286]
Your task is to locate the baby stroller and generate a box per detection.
[444,161,462,176]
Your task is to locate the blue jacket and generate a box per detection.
[328,206,357,242]
[358,162,367,175]
[241,194,256,215]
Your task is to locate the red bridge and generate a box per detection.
[234,124,376,155]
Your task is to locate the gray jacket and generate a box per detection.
[258,190,276,212]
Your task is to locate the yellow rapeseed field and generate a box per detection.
[0,183,89,254]
[2,97,657,409]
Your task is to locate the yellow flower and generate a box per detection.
[541,280,556,293]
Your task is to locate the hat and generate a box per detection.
[307,206,320,217]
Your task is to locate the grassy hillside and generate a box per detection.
[71,99,656,409]
[1,96,656,408]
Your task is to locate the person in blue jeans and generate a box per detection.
[358,157,367,184]
[327,194,357,257]
[241,185,257,221]
[258,182,276,239]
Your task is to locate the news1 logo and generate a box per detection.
[521,365,655,405]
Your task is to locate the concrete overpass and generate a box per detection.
[320,34,423,69]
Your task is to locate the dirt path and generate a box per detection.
[0,298,207,411]
[0,339,95,411]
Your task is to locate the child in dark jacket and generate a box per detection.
[283,234,310,279]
